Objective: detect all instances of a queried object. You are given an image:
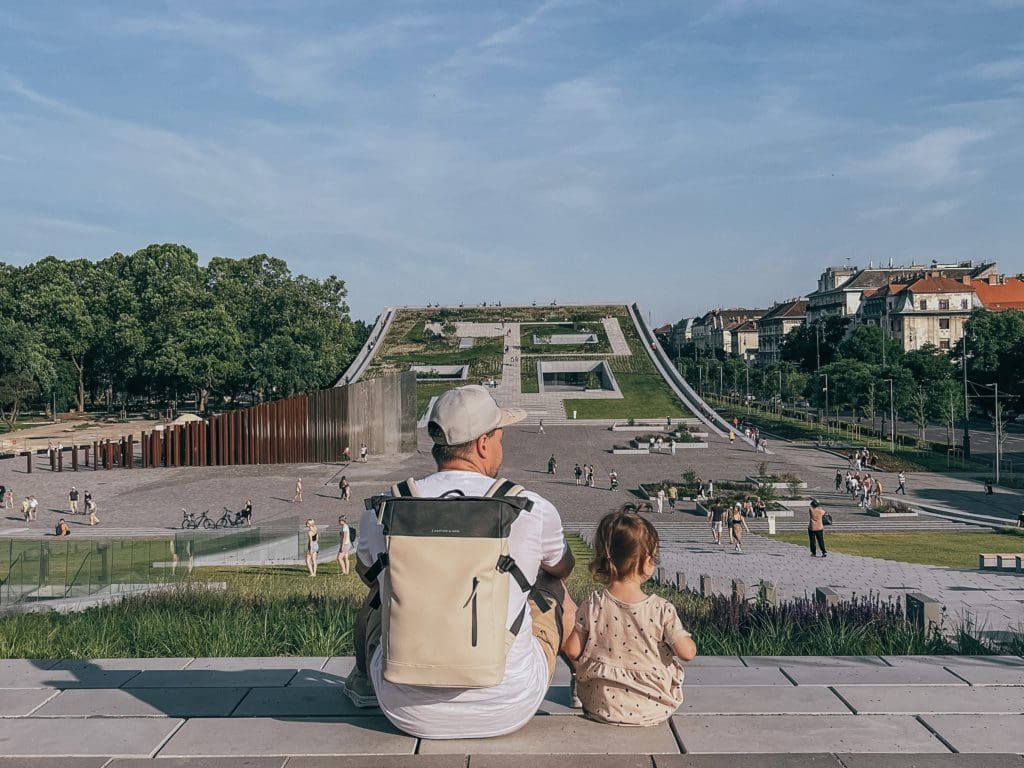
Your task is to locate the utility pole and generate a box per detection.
[888,378,895,453]
[815,323,821,371]
[962,334,971,460]
[995,382,1001,485]
[745,365,750,413]
[822,373,829,433]
[778,368,783,414]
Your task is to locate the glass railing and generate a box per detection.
[0,519,343,608]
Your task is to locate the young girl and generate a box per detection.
[305,519,319,577]
[564,507,697,726]
[336,515,352,575]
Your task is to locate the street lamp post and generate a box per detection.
[962,334,971,460]
[777,368,783,414]
[745,365,750,413]
[822,373,829,434]
[883,378,895,453]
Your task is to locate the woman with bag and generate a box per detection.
[807,499,828,558]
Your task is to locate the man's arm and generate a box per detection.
[540,544,574,580]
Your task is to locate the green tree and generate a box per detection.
[781,316,849,372]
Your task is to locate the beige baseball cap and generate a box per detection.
[428,385,527,445]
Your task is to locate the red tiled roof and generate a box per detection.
[761,299,808,321]
[906,276,975,294]
[973,277,1024,310]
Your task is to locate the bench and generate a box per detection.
[978,553,1023,573]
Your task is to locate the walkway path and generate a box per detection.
[602,315,631,355]
[568,518,1024,634]
[0,655,1021,760]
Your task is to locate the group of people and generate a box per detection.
[836,469,886,508]
[0,484,98,526]
[705,501,752,552]
[337,384,697,740]
[303,515,355,577]
[849,447,880,471]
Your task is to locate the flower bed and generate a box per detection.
[865,500,919,518]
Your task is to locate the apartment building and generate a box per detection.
[757,298,808,365]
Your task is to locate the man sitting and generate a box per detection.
[345,385,576,739]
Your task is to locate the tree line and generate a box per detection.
[672,310,1024,440]
[0,244,367,427]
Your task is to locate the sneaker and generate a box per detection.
[341,667,378,708]
[569,671,583,709]
[822,553,827,558]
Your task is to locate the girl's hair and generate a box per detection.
[338,515,347,524]
[306,518,315,527]
[590,505,660,585]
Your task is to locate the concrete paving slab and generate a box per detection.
[286,758,465,768]
[0,759,110,768]
[109,760,285,768]
[290,657,355,686]
[881,655,1024,669]
[233,687,381,717]
[0,662,140,689]
[185,656,328,671]
[0,716,183,756]
[743,656,888,668]
[472,757,652,768]
[654,756,843,767]
[942,664,1024,686]
[685,657,748,667]
[158,717,415,757]
[838,755,1024,767]
[52,658,193,671]
[34,687,248,717]
[836,684,1024,714]
[0,688,58,716]
[671,714,948,754]
[420,715,680,754]
[921,714,1024,753]
[677,685,849,714]
[537,686,582,715]
[683,666,793,686]
[783,663,965,686]
[125,669,296,688]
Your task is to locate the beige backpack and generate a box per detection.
[364,477,548,688]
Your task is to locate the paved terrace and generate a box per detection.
[0,655,1023,763]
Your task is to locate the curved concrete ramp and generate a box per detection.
[335,306,395,386]
[628,302,756,447]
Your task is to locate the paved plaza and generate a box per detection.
[2,419,1024,761]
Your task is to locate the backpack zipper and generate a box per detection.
[464,577,480,647]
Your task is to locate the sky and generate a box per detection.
[2,1,1023,325]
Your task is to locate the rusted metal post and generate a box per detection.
[127,434,134,469]
[26,451,32,473]
[93,441,99,470]
[57,449,63,472]
[71,444,78,471]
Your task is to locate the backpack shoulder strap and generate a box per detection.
[485,477,523,498]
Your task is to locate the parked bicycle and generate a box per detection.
[180,508,214,529]
[215,507,246,528]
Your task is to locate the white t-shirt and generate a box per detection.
[357,470,568,739]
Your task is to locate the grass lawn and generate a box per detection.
[709,399,988,474]
[566,374,690,419]
[771,530,1024,569]
[1,534,1020,657]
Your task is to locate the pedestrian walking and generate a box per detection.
[293,478,303,503]
[574,463,583,486]
[655,488,665,514]
[87,499,99,526]
[4,487,12,509]
[360,443,368,463]
[896,472,906,495]
[586,464,595,487]
[538,419,544,434]
[28,496,38,521]
[667,485,677,510]
[708,502,721,544]
[548,454,557,474]
[21,497,30,522]
[343,445,352,462]
[669,438,676,456]
[808,499,828,558]
[834,469,843,492]
[729,504,750,553]
[337,515,352,575]
[339,476,351,500]
[729,430,735,446]
[68,487,79,514]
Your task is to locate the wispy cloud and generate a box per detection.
[847,128,990,187]
[974,57,1024,79]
